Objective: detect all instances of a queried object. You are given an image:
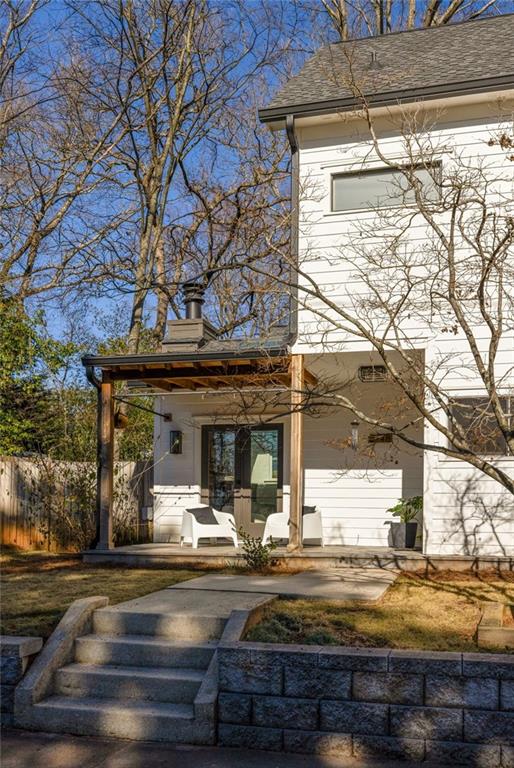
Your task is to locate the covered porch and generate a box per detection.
[83,340,314,553]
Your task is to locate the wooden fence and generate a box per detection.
[0,456,153,550]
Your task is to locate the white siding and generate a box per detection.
[421,334,514,556]
[291,97,514,557]
[304,469,402,546]
[293,100,514,354]
[423,454,514,556]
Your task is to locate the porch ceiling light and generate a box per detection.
[351,420,360,450]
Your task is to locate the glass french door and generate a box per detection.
[201,424,283,537]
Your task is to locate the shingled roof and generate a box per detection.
[259,14,514,122]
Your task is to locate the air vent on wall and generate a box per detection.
[358,365,388,382]
[368,432,393,445]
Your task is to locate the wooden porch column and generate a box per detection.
[97,374,114,550]
[288,354,304,551]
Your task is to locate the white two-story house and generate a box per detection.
[83,15,514,559]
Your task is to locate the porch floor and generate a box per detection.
[82,543,514,572]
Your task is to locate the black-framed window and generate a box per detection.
[450,396,511,455]
[331,163,441,212]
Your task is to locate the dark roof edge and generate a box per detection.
[259,74,514,124]
[82,346,291,369]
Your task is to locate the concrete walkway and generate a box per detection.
[0,729,422,768]
[102,587,274,620]
[172,567,396,601]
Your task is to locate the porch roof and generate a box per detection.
[82,342,318,391]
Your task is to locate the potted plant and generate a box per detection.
[386,496,422,549]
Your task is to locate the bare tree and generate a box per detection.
[173,104,292,338]
[0,0,43,119]
[1,1,299,350]
[0,1,133,302]
[304,0,505,40]
[63,0,295,352]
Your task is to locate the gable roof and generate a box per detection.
[259,14,514,123]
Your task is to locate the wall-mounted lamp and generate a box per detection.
[350,420,360,451]
[170,430,183,455]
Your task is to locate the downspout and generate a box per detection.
[285,115,303,551]
[285,114,299,344]
[85,365,102,549]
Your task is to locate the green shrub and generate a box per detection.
[237,526,278,571]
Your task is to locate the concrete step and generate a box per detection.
[75,635,216,669]
[54,663,204,703]
[26,696,214,743]
[92,608,226,641]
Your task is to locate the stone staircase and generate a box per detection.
[21,602,219,743]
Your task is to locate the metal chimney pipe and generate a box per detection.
[183,282,205,320]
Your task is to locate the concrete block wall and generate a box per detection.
[217,643,514,767]
[1,636,42,726]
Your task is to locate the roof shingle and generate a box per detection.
[260,14,514,119]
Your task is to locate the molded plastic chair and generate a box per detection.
[180,504,238,549]
[262,506,324,546]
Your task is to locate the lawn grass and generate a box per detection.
[245,571,514,652]
[0,547,204,638]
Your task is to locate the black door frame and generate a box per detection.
[201,423,283,536]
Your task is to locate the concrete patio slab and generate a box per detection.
[171,567,396,602]
[83,543,514,573]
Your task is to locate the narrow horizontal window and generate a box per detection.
[450,396,511,455]
[331,164,440,212]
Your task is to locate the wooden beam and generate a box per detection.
[303,368,318,387]
[188,377,219,388]
[97,375,114,550]
[142,378,180,391]
[145,373,287,392]
[108,358,291,382]
[288,354,304,551]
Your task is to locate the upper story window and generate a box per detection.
[450,396,512,455]
[331,164,441,212]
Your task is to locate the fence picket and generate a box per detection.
[0,457,153,550]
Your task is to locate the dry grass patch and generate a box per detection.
[0,547,204,638]
[245,571,514,652]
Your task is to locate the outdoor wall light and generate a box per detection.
[170,430,183,455]
[350,420,360,450]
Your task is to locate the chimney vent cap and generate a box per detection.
[183,281,205,320]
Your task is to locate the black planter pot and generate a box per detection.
[389,521,418,549]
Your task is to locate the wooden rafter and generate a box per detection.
[100,354,317,394]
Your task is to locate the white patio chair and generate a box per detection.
[180,504,238,549]
[262,506,324,546]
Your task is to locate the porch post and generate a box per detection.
[288,354,304,551]
[97,373,114,550]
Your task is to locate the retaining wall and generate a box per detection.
[1,636,42,726]
[217,642,514,767]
